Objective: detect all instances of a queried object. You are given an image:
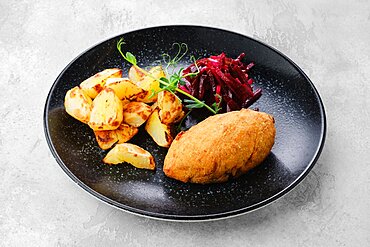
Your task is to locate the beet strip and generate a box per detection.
[207,70,216,95]
[246,62,255,71]
[198,73,208,99]
[210,67,227,89]
[223,95,240,111]
[232,65,248,84]
[236,53,245,62]
[190,74,200,98]
[178,85,190,94]
[243,88,262,108]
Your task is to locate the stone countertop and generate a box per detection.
[1,1,369,246]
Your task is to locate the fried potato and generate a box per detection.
[64,86,93,123]
[122,102,152,127]
[145,109,173,147]
[94,123,138,150]
[157,91,185,124]
[103,143,155,170]
[94,129,118,150]
[136,66,165,103]
[151,102,158,111]
[115,123,138,143]
[137,66,165,90]
[128,66,145,84]
[80,68,122,99]
[105,78,146,101]
[88,88,123,131]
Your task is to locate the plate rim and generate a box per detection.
[43,25,326,221]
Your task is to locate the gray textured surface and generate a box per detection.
[1,0,369,246]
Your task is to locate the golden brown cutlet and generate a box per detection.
[163,109,275,184]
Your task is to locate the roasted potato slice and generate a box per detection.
[116,123,138,143]
[103,143,155,170]
[88,88,123,131]
[135,91,156,104]
[94,129,118,150]
[157,91,185,124]
[122,102,152,127]
[64,86,93,123]
[105,78,146,101]
[94,123,138,150]
[145,109,173,147]
[128,66,145,84]
[151,102,158,111]
[136,66,166,103]
[80,68,122,99]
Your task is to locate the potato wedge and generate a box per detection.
[80,68,122,99]
[122,102,152,127]
[136,66,166,103]
[88,88,123,131]
[151,102,158,111]
[134,91,156,104]
[103,143,155,170]
[94,123,138,150]
[94,129,118,150]
[157,91,185,124]
[105,78,146,101]
[64,86,93,123]
[116,123,138,143]
[145,109,173,147]
[128,66,145,84]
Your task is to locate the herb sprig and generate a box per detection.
[116,38,219,114]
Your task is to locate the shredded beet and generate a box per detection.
[182,53,261,112]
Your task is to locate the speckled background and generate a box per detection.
[1,0,369,246]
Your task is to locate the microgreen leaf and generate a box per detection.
[183,99,196,103]
[117,38,138,66]
[125,52,137,65]
[211,102,222,113]
[178,79,186,86]
[186,104,204,109]
[211,94,222,113]
[184,99,206,109]
[159,77,169,89]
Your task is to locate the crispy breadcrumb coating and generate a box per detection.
[163,109,275,184]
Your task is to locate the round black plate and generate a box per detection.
[44,26,326,221]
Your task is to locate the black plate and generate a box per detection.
[44,26,326,221]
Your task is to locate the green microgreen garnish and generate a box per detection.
[183,99,206,109]
[116,38,218,114]
[162,43,188,73]
[212,94,223,113]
